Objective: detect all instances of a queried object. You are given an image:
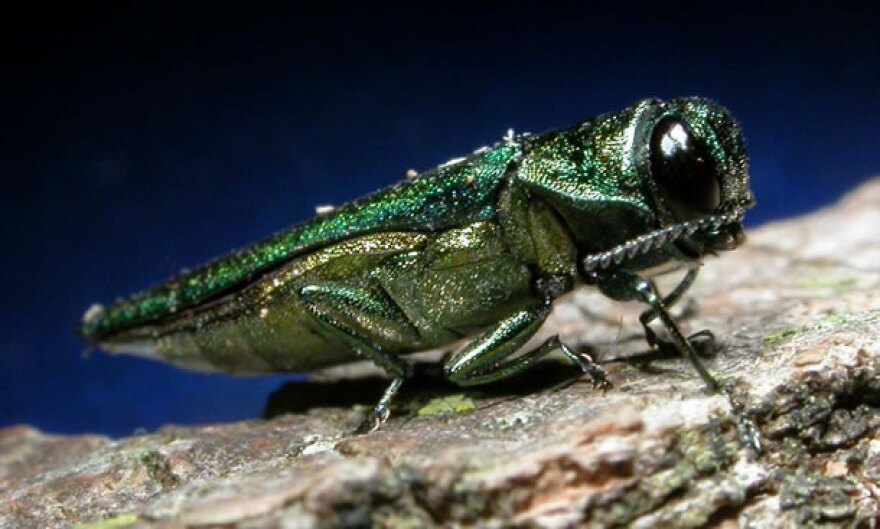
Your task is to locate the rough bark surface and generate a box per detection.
[3,180,880,528]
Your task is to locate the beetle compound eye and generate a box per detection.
[649,116,721,220]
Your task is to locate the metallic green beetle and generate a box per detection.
[80,97,754,433]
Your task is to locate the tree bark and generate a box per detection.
[3,180,880,528]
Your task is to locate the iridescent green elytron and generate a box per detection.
[80,97,755,434]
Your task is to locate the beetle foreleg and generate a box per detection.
[639,266,700,326]
[594,269,762,453]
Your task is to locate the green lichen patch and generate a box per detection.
[778,469,858,524]
[416,394,477,417]
[762,327,800,346]
[762,309,880,348]
[795,275,858,291]
[72,513,139,529]
[812,309,880,333]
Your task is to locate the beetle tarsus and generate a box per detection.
[728,392,763,455]
[354,377,402,435]
[555,339,612,391]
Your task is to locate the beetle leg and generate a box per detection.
[444,303,610,389]
[593,270,718,390]
[637,266,716,358]
[639,266,699,331]
[298,283,418,434]
[594,269,763,453]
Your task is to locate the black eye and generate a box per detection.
[649,116,721,220]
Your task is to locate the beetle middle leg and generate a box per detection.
[298,283,421,434]
[444,303,610,389]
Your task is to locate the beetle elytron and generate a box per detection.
[80,97,754,433]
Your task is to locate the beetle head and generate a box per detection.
[638,97,754,257]
[519,97,754,267]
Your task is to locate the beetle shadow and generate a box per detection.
[262,340,715,420]
[262,360,586,420]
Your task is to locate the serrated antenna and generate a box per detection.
[581,211,744,273]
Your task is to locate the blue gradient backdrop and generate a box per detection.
[2,3,878,436]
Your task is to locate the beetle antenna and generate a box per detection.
[581,211,744,273]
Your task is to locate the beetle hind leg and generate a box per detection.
[298,283,420,434]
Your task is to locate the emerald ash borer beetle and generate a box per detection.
[80,97,755,434]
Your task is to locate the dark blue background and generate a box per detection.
[3,2,878,436]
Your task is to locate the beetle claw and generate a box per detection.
[572,351,612,392]
[354,406,390,435]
